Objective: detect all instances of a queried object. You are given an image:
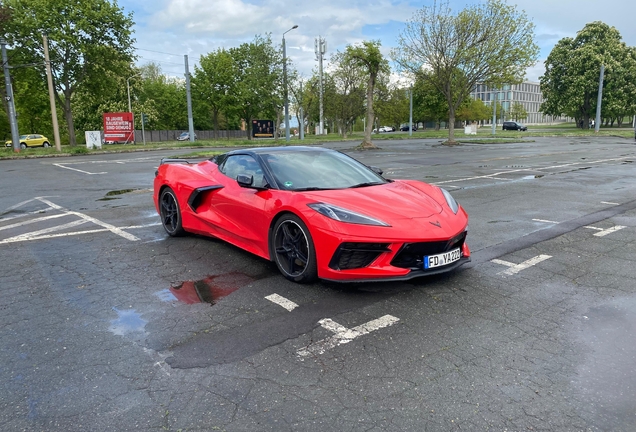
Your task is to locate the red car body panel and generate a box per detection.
[154,151,470,282]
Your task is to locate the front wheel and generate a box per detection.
[159,187,185,236]
[20,143,26,149]
[271,214,317,283]
[43,142,50,148]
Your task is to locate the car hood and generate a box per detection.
[302,181,444,219]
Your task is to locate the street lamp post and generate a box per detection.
[127,77,133,113]
[283,25,298,142]
[126,75,139,144]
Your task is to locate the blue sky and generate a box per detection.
[119,0,636,83]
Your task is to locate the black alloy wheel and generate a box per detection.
[272,214,317,283]
[160,188,185,236]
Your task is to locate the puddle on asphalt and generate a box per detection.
[98,189,138,201]
[106,189,136,196]
[158,272,257,305]
[109,307,147,335]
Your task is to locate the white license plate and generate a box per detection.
[424,247,461,269]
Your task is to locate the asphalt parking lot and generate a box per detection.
[1,136,635,431]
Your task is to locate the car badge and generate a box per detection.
[430,220,442,228]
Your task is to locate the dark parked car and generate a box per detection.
[400,124,417,132]
[502,121,527,131]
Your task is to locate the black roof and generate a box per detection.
[225,146,332,156]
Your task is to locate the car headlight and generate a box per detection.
[308,203,390,226]
[440,188,459,214]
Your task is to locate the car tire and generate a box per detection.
[159,187,185,237]
[20,143,26,149]
[271,214,318,283]
[43,142,50,148]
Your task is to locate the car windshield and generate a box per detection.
[19,135,27,139]
[179,132,188,137]
[260,150,387,191]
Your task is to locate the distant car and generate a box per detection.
[177,132,197,141]
[502,121,527,131]
[5,134,51,149]
[373,126,394,133]
[400,124,417,132]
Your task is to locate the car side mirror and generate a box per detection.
[369,166,383,176]
[236,174,254,187]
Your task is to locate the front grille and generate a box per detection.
[390,232,466,269]
[329,243,391,270]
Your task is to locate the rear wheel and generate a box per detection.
[160,187,185,236]
[271,214,317,283]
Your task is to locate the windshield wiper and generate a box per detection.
[348,182,385,189]
[292,187,332,191]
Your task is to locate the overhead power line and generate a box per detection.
[136,47,181,57]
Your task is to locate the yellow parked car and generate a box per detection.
[5,134,51,149]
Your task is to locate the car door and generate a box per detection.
[210,154,272,255]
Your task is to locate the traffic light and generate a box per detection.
[141,113,148,125]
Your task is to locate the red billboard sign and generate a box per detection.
[103,112,134,143]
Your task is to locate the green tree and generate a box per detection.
[328,50,366,138]
[294,74,321,135]
[192,49,237,138]
[457,98,492,123]
[601,46,636,127]
[392,0,538,144]
[375,84,409,131]
[135,64,188,130]
[4,0,135,146]
[508,101,528,121]
[540,22,631,129]
[344,40,390,148]
[413,72,448,130]
[231,35,282,140]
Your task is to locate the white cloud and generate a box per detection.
[130,0,636,84]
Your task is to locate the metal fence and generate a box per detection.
[133,129,247,142]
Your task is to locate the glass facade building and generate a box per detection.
[470,82,568,125]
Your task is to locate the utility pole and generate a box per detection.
[315,36,326,135]
[299,80,304,140]
[594,64,604,133]
[184,55,195,142]
[43,34,61,151]
[491,88,497,135]
[409,84,413,136]
[1,39,20,152]
[283,25,298,142]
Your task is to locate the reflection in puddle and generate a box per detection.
[106,189,136,196]
[167,272,256,305]
[109,307,147,335]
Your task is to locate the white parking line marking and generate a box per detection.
[265,294,299,311]
[0,208,55,223]
[584,225,626,237]
[0,197,152,245]
[491,255,552,276]
[297,315,399,359]
[53,163,107,175]
[36,198,139,241]
[1,228,110,243]
[0,223,159,244]
[433,156,631,186]
[601,201,620,205]
[0,219,89,244]
[533,219,559,224]
[0,213,69,231]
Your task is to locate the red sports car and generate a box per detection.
[153,146,470,283]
